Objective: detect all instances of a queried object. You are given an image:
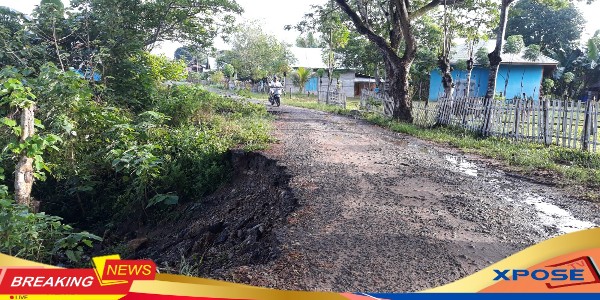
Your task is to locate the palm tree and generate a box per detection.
[295,67,313,94]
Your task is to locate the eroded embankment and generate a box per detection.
[131,150,297,277]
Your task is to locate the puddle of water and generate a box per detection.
[445,155,478,177]
[524,194,596,234]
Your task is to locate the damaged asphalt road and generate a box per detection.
[229,103,600,292]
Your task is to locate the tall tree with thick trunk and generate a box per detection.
[334,0,468,122]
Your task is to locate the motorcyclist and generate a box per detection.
[269,76,283,106]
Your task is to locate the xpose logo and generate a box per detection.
[493,256,600,289]
[493,269,585,281]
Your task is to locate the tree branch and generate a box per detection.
[395,0,416,59]
[334,0,400,64]
[409,0,466,20]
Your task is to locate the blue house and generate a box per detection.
[428,40,558,101]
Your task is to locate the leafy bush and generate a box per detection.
[111,52,188,110]
[0,176,100,265]
[35,83,272,226]
[1,56,273,260]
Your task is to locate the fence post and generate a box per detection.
[481,97,493,136]
[582,99,593,151]
[513,98,521,140]
[543,98,551,146]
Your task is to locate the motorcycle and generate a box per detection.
[268,85,282,107]
[269,92,281,107]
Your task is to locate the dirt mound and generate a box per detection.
[132,150,297,277]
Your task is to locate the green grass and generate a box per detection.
[283,99,600,189]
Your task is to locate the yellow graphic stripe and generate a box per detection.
[130,280,350,300]
[156,273,269,289]
[427,228,600,292]
[0,255,54,268]
[0,295,122,300]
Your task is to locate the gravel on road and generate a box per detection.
[233,103,600,292]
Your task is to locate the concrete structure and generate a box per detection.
[286,47,377,98]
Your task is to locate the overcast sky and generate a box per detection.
[2,0,600,58]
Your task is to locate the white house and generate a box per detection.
[286,47,377,98]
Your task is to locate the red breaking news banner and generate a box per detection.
[0,268,132,294]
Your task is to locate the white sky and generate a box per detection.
[2,0,600,58]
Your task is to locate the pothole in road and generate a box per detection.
[522,194,596,234]
[445,155,478,177]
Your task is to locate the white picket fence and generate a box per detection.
[360,91,600,152]
[319,89,347,109]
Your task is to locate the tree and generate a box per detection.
[31,1,70,71]
[296,32,320,48]
[65,0,241,88]
[290,1,350,102]
[542,78,555,96]
[0,7,30,68]
[294,67,313,94]
[222,22,294,82]
[0,68,61,210]
[69,0,242,50]
[507,0,584,57]
[524,44,541,61]
[223,64,235,79]
[588,31,600,68]
[481,0,586,133]
[333,0,481,121]
[475,47,490,67]
[337,31,383,76]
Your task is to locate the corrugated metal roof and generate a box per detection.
[290,47,327,69]
[451,39,559,66]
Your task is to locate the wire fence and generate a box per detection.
[360,91,600,152]
[319,89,347,109]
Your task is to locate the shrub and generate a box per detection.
[0,180,100,265]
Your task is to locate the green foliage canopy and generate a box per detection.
[507,0,584,57]
[219,22,294,81]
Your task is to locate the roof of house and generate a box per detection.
[290,47,327,69]
[450,39,559,66]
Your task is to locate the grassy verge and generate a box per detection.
[283,98,600,190]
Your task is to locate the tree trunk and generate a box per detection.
[482,0,513,134]
[15,105,35,209]
[465,58,474,99]
[327,69,333,104]
[439,57,454,99]
[385,59,413,122]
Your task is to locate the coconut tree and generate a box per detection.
[295,67,313,94]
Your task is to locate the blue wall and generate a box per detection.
[306,77,318,92]
[428,65,543,101]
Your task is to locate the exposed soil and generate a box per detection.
[136,102,600,293]
[133,151,296,276]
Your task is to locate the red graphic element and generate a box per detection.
[120,293,248,300]
[0,259,155,295]
[545,256,600,289]
[0,268,131,295]
[103,260,156,281]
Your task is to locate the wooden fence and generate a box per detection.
[360,90,394,117]
[414,97,600,152]
[319,89,347,109]
[359,91,600,152]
